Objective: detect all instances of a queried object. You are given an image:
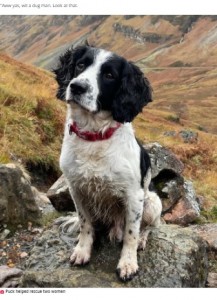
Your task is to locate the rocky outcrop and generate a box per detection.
[162,180,200,225]
[47,143,200,225]
[21,223,208,287]
[0,163,54,228]
[163,130,198,143]
[47,175,75,212]
[190,224,217,288]
[0,164,42,226]
[144,142,184,178]
[144,143,200,224]
[113,23,174,44]
[190,224,217,251]
[0,265,23,287]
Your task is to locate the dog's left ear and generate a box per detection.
[112,62,152,123]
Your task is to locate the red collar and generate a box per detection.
[69,121,121,142]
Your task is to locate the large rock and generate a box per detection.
[143,142,184,178]
[46,175,75,211]
[0,164,41,226]
[0,265,23,287]
[21,223,208,288]
[190,224,217,288]
[145,143,200,224]
[190,224,217,251]
[163,180,200,225]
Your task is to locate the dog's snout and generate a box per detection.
[70,82,87,96]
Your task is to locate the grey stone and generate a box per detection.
[21,223,208,288]
[153,173,184,213]
[144,142,184,178]
[144,143,200,225]
[0,265,23,287]
[190,224,217,251]
[31,186,55,215]
[163,180,200,225]
[178,130,198,143]
[0,229,10,239]
[0,164,41,226]
[46,174,75,212]
[163,131,176,137]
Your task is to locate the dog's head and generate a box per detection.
[54,45,152,123]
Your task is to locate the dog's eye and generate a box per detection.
[104,72,114,80]
[76,63,85,71]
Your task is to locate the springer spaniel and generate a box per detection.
[54,45,162,281]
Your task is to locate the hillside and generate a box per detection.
[0,53,65,186]
[0,15,217,135]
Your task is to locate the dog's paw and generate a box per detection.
[70,246,91,266]
[116,260,139,281]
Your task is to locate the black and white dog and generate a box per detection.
[54,45,162,281]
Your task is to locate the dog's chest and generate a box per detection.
[75,174,125,222]
[60,137,129,222]
[71,164,126,223]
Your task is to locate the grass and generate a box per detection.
[0,53,66,174]
[200,206,217,223]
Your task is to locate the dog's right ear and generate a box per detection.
[53,45,89,100]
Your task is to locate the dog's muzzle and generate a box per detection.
[70,82,88,96]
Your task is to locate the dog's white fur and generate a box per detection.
[66,50,112,112]
[58,48,162,281]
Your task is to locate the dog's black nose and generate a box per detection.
[70,82,87,95]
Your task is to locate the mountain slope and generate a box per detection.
[0,53,65,181]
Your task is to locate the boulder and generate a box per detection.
[190,224,217,288]
[31,186,55,215]
[190,224,217,251]
[21,222,208,288]
[46,174,75,211]
[145,143,200,225]
[163,130,198,143]
[143,142,184,178]
[178,130,198,143]
[0,164,41,226]
[0,265,23,287]
[163,180,200,225]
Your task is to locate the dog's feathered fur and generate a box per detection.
[54,45,162,281]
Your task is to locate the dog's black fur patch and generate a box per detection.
[136,139,151,188]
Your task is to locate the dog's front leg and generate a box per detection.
[117,189,144,281]
[68,188,94,266]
